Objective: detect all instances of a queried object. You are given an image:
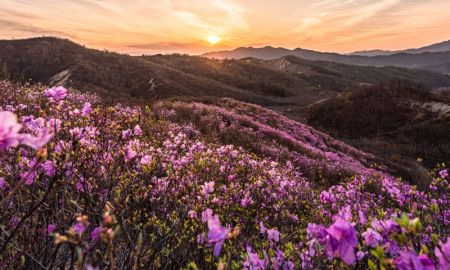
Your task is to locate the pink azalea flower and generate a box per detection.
[201,181,215,198]
[47,224,56,234]
[20,170,36,185]
[188,210,197,219]
[21,127,53,150]
[435,237,450,269]
[133,125,142,136]
[0,177,6,190]
[91,227,102,242]
[73,222,87,235]
[326,218,358,265]
[201,208,213,222]
[122,129,131,140]
[140,155,152,165]
[244,246,268,269]
[362,228,383,247]
[395,251,435,270]
[267,228,280,243]
[0,111,22,150]
[207,215,229,257]
[42,160,56,177]
[44,86,67,101]
[81,102,92,116]
[356,251,366,261]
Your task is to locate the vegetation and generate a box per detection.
[307,80,450,184]
[0,81,449,269]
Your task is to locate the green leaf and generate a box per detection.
[368,259,378,270]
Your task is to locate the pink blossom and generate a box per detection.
[188,210,197,219]
[201,208,213,222]
[0,111,22,150]
[356,251,366,261]
[244,246,268,269]
[395,251,435,270]
[122,129,131,140]
[73,222,87,235]
[0,177,6,190]
[91,227,102,242]
[362,228,383,248]
[21,127,53,150]
[81,102,92,116]
[267,228,280,243]
[140,155,152,165]
[201,181,215,198]
[435,237,450,269]
[326,218,358,265]
[207,215,229,257]
[42,160,56,177]
[133,125,142,136]
[47,224,56,234]
[44,86,67,101]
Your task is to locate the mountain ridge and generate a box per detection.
[202,40,450,74]
[349,40,450,56]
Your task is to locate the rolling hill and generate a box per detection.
[306,80,450,185]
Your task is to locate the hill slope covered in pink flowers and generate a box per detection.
[0,81,449,269]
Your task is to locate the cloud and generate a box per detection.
[0,0,449,53]
[0,19,76,39]
[301,17,321,27]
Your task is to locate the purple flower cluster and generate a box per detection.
[0,81,448,269]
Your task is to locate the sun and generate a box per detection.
[207,35,220,45]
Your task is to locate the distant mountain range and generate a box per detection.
[349,40,450,56]
[202,40,450,74]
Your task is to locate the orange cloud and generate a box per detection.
[0,0,449,54]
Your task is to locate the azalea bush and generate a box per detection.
[0,80,449,269]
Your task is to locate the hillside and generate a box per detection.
[0,37,269,104]
[2,37,450,112]
[307,80,450,185]
[202,45,450,74]
[0,81,449,269]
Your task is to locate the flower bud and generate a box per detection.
[54,233,68,244]
[36,148,48,162]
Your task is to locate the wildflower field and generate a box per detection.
[0,81,448,269]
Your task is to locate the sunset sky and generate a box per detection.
[1,0,450,54]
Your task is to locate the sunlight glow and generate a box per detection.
[207,35,220,45]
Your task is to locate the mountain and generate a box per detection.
[349,40,450,56]
[403,40,450,54]
[0,37,268,104]
[348,49,396,56]
[202,43,450,74]
[306,80,450,185]
[2,37,450,112]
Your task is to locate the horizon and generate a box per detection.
[3,35,450,57]
[1,0,450,54]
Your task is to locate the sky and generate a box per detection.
[1,0,450,55]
